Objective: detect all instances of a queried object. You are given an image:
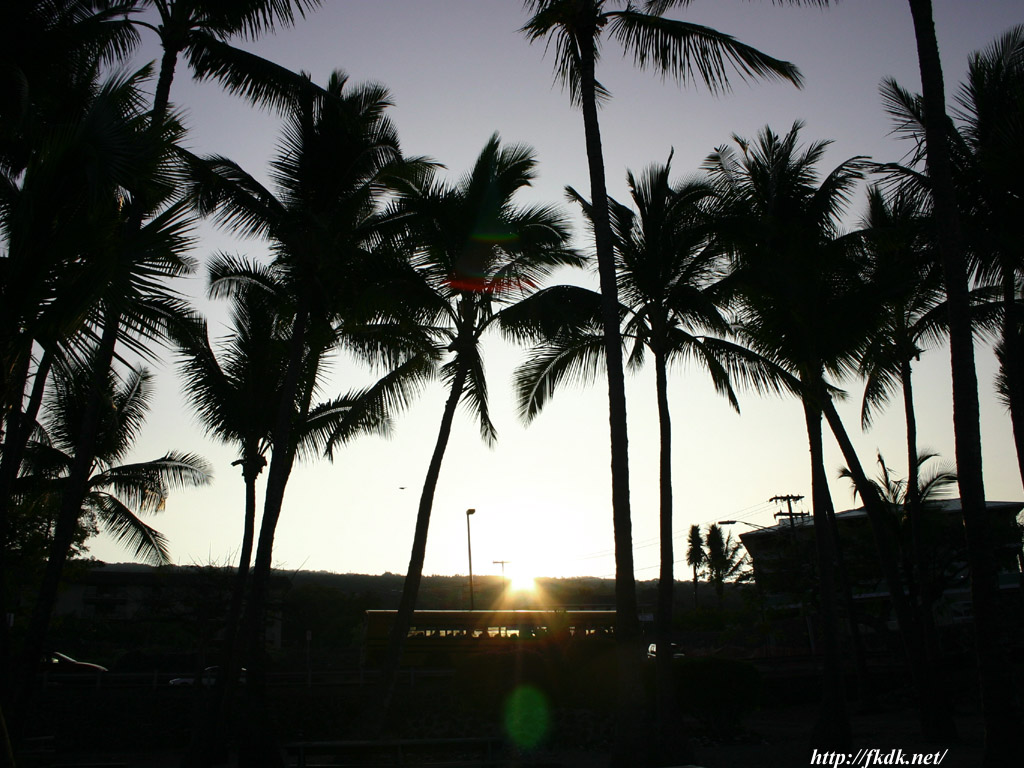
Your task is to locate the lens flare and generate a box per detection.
[503,684,549,749]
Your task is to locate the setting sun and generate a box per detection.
[507,568,537,593]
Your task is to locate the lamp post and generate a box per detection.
[466,508,476,610]
[718,519,773,531]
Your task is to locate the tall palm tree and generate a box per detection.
[373,134,577,721]
[126,0,323,122]
[187,72,433,760]
[705,121,874,750]
[857,185,949,601]
[520,13,802,737]
[1,8,149,746]
[169,288,278,761]
[172,277,416,766]
[686,523,705,610]
[6,64,198,741]
[707,120,961,746]
[509,159,775,753]
[951,26,1024,489]
[896,7,1019,756]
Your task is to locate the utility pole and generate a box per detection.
[493,560,510,592]
[770,494,806,531]
[466,508,476,610]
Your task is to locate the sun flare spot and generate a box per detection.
[507,568,537,593]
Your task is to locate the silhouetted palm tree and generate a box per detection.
[169,289,277,760]
[705,121,873,750]
[858,185,949,588]
[839,451,958,655]
[519,13,801,752]
[187,72,432,762]
[950,26,1024,489]
[17,362,211,564]
[510,160,776,748]
[127,0,323,121]
[7,64,198,739]
[375,134,576,720]
[686,523,705,610]
[704,523,747,606]
[892,8,1019,753]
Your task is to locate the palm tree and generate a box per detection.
[509,159,776,753]
[707,120,963,746]
[0,8,147,746]
[374,134,577,721]
[172,278,416,766]
[126,0,324,122]
[520,15,802,746]
[16,362,211,565]
[6,64,198,740]
[704,523,747,606]
[839,451,958,652]
[857,185,950,603]
[898,7,1019,755]
[686,523,705,610]
[169,289,277,760]
[705,121,875,750]
[951,26,1024,488]
[186,72,433,759]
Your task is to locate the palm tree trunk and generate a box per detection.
[906,3,1019,760]
[801,394,851,752]
[10,312,120,744]
[652,343,689,763]
[189,453,263,767]
[226,455,261,672]
[821,491,875,710]
[0,348,52,689]
[902,358,924,603]
[577,29,647,768]
[153,42,181,126]
[379,361,469,727]
[999,274,1024,489]
[239,307,309,768]
[579,25,638,636]
[821,395,956,742]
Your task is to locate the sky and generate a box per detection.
[86,0,1023,584]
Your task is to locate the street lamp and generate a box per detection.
[718,519,773,531]
[466,508,476,610]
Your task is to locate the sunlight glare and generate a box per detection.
[508,567,537,593]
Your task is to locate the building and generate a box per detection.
[736,499,1024,651]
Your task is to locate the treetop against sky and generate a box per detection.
[84,0,1022,580]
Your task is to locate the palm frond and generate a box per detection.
[459,346,497,446]
[608,11,802,94]
[315,354,437,458]
[85,491,171,565]
[514,333,607,424]
[185,32,325,113]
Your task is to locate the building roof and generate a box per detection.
[737,498,1024,539]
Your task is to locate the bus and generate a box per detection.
[362,609,616,667]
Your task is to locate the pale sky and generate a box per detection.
[86,0,1023,583]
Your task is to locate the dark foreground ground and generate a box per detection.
[18,656,992,768]
[19,699,985,768]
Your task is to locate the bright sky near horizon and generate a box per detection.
[86,0,1023,583]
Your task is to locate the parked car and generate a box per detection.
[41,652,108,674]
[169,666,246,687]
[646,642,685,660]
